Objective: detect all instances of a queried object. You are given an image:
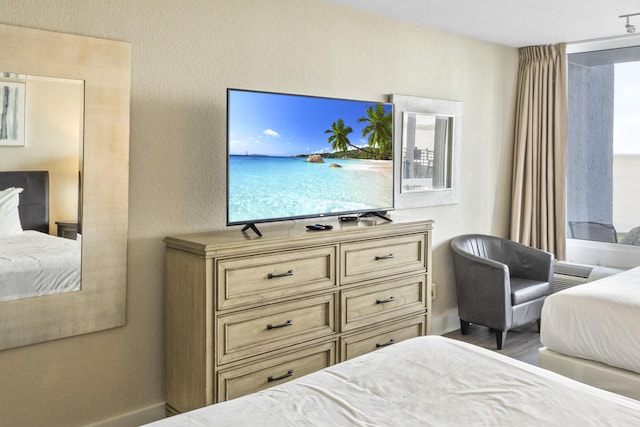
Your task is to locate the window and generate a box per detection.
[566,43,640,268]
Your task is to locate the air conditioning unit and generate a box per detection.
[552,261,623,293]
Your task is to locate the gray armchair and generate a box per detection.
[450,234,553,349]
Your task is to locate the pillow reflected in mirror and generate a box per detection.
[0,187,23,237]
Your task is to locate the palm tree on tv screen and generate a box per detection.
[325,106,392,160]
[325,118,354,152]
[358,104,392,159]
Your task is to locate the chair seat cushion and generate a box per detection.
[510,277,550,305]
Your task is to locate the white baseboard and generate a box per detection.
[85,402,166,427]
[430,309,460,335]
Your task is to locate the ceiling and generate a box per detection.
[323,0,640,48]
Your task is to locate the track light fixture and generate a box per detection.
[620,13,640,34]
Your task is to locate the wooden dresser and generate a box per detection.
[164,217,433,415]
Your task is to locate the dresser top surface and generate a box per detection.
[164,215,433,256]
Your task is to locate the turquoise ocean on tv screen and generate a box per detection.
[228,155,393,223]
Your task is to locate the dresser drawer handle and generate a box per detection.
[376,296,396,304]
[376,338,395,348]
[267,319,293,330]
[267,269,294,279]
[375,253,394,260]
[268,369,294,383]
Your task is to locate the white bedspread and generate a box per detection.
[541,266,640,375]
[145,336,640,426]
[0,230,81,301]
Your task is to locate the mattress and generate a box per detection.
[541,265,640,374]
[0,230,81,301]
[145,336,640,426]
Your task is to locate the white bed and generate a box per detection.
[539,265,640,400]
[145,336,640,426]
[0,230,81,301]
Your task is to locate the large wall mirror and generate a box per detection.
[391,94,463,209]
[0,24,131,350]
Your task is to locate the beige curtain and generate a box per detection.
[510,44,567,260]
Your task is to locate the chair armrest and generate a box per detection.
[451,245,507,274]
[451,245,511,316]
[503,240,553,282]
[451,249,509,295]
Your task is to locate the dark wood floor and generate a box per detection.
[443,321,543,366]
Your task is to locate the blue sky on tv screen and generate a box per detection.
[228,90,392,157]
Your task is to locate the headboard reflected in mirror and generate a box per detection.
[0,171,49,234]
[0,24,131,350]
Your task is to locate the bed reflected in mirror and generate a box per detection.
[0,73,84,301]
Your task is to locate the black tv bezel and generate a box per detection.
[225,88,395,229]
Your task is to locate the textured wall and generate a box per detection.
[567,62,614,226]
[0,1,518,425]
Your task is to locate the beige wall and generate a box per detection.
[0,1,518,425]
[613,154,640,233]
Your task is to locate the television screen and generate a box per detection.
[227,88,394,228]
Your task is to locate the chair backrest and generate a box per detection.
[569,221,617,243]
[451,234,504,262]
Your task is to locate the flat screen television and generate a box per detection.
[226,88,394,235]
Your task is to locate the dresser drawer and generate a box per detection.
[340,234,426,284]
[340,316,425,361]
[218,293,336,365]
[341,275,427,332]
[217,340,336,401]
[217,246,336,310]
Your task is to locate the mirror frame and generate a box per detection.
[390,94,463,209]
[0,24,131,350]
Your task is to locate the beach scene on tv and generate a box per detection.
[227,90,393,224]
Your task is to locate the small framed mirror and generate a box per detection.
[391,95,462,208]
